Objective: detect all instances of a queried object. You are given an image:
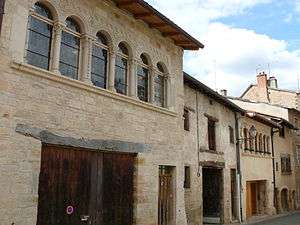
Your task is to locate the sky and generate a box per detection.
[145,0,300,96]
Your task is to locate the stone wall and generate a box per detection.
[0,0,190,225]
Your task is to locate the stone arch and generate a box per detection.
[156,61,168,74]
[64,15,87,34]
[31,0,59,21]
[95,30,113,49]
[117,41,133,59]
[139,52,152,67]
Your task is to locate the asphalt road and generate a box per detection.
[254,213,300,225]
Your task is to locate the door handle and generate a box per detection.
[80,215,90,222]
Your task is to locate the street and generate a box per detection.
[254,213,300,225]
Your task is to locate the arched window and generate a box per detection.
[25,2,53,70]
[154,62,166,107]
[59,17,81,79]
[243,128,248,150]
[258,134,263,152]
[115,42,128,95]
[91,32,108,88]
[137,53,150,102]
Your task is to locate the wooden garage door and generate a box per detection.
[37,145,134,225]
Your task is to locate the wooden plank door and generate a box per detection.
[246,182,252,218]
[37,145,135,225]
[37,145,99,225]
[158,166,174,225]
[103,153,134,225]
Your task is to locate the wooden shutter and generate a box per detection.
[208,119,216,150]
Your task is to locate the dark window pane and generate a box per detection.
[96,32,108,46]
[118,43,128,55]
[115,55,127,95]
[59,31,80,79]
[137,66,148,102]
[25,16,52,70]
[154,74,165,107]
[34,2,53,19]
[91,45,107,89]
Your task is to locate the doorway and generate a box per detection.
[202,168,223,224]
[37,144,135,225]
[158,165,175,225]
[281,188,289,212]
[246,182,257,218]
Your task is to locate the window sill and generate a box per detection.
[242,151,272,159]
[11,61,177,117]
[281,172,292,175]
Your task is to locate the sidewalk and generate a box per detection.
[231,211,300,225]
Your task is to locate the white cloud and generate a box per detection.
[145,0,300,96]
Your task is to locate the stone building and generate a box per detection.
[238,73,300,211]
[183,73,243,225]
[230,98,299,213]
[0,0,205,225]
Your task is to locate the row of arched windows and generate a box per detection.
[243,128,271,154]
[25,2,168,108]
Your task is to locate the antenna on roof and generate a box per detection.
[297,74,300,92]
[214,59,217,91]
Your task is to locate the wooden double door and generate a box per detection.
[37,145,134,225]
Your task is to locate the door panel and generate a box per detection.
[37,145,134,225]
[103,153,134,225]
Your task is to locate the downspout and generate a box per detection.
[234,112,243,222]
[0,0,5,35]
[271,128,278,212]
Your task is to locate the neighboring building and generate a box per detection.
[239,72,300,210]
[184,73,244,225]
[229,96,299,212]
[239,113,279,220]
[0,0,204,225]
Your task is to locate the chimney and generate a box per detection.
[220,89,227,96]
[256,72,270,102]
[268,76,278,89]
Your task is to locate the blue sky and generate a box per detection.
[145,0,300,96]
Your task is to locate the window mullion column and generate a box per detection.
[50,22,64,74]
[81,34,93,84]
[166,74,173,110]
[129,58,137,98]
[108,50,116,92]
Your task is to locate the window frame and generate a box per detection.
[229,126,234,144]
[25,4,54,70]
[281,154,292,174]
[91,34,109,89]
[183,108,190,131]
[59,18,82,80]
[184,166,191,189]
[153,68,166,108]
[115,45,129,95]
[136,55,150,102]
[243,128,248,150]
[208,118,216,151]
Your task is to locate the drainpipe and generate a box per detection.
[234,112,243,223]
[0,0,5,35]
[271,128,279,212]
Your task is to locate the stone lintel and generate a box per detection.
[16,124,150,154]
[200,161,225,169]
